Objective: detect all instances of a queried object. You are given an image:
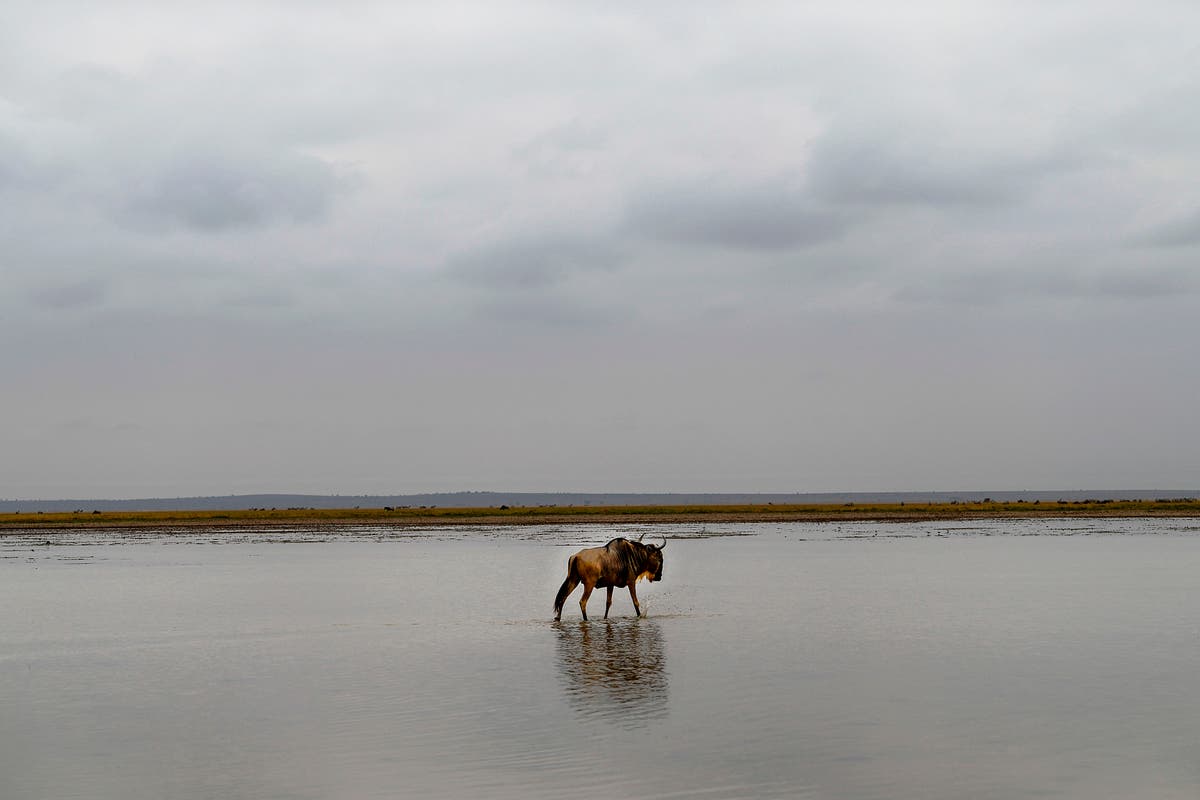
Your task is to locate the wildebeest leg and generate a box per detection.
[579,582,594,621]
[553,576,578,622]
[604,586,614,619]
[628,583,641,617]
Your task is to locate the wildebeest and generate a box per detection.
[554,534,666,621]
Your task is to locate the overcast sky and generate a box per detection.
[3,2,1200,498]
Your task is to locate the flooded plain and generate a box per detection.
[3,519,1199,799]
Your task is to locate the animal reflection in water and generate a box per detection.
[553,535,665,621]
[554,619,667,724]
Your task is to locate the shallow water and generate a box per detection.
[3,519,1199,799]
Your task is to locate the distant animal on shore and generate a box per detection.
[554,534,666,621]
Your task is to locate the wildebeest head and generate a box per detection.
[637,534,666,582]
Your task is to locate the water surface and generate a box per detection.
[3,519,1199,799]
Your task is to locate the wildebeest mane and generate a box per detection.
[605,537,647,580]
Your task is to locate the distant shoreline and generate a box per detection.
[3,500,1200,532]
[4,489,1197,515]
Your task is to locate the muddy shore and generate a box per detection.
[3,499,1199,533]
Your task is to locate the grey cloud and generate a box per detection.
[1090,268,1196,298]
[446,234,623,290]
[623,179,850,250]
[0,132,40,190]
[807,130,1088,209]
[897,266,1195,306]
[31,277,109,309]
[513,119,606,158]
[1134,210,1200,248]
[512,119,607,177]
[45,63,139,123]
[120,149,345,233]
[444,232,634,331]
[0,144,20,188]
[474,294,632,328]
[227,289,296,309]
[1103,82,1200,156]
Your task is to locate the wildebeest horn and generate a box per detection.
[657,535,667,550]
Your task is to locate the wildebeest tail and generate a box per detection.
[554,556,578,616]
